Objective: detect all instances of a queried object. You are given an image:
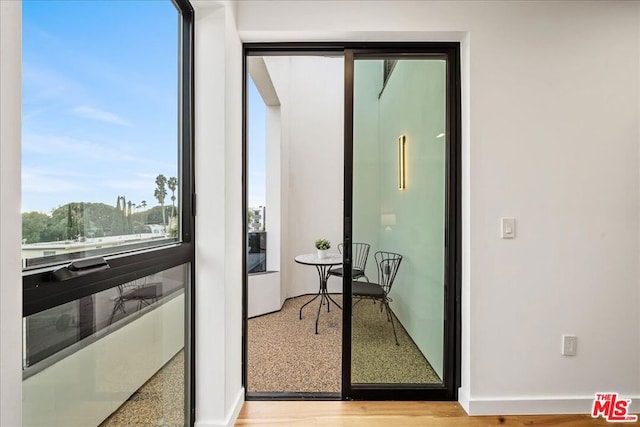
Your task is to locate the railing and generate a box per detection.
[23,265,186,370]
[248,231,267,274]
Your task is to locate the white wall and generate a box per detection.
[192,1,244,425]
[247,273,281,318]
[264,56,345,298]
[262,57,292,306]
[3,2,640,427]
[235,0,640,415]
[265,105,281,274]
[0,1,23,426]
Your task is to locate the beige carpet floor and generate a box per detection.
[247,295,441,393]
[100,295,442,423]
[100,350,185,427]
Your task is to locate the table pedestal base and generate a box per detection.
[299,264,342,334]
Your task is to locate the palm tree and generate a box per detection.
[120,196,128,233]
[167,177,178,217]
[112,196,125,235]
[141,200,147,210]
[127,200,133,233]
[120,196,126,219]
[154,174,168,232]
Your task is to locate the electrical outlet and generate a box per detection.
[562,335,577,356]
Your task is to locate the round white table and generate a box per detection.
[294,253,343,334]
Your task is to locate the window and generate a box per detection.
[22,0,186,268]
[382,59,397,86]
[21,1,194,424]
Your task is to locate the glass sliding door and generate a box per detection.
[244,52,345,397]
[345,48,460,399]
[240,43,460,401]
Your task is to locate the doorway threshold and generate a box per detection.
[246,392,340,401]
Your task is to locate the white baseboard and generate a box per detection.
[224,388,245,427]
[458,389,640,416]
[458,387,471,414]
[195,388,245,427]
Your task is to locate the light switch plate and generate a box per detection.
[562,335,577,356]
[501,217,516,239]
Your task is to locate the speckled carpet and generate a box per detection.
[247,295,441,393]
[100,351,184,427]
[101,295,442,423]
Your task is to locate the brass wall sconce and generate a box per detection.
[398,135,406,190]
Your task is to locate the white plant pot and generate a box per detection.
[317,249,328,259]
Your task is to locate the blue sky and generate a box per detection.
[22,0,179,213]
[248,76,266,208]
[23,0,267,213]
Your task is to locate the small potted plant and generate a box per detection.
[315,238,331,259]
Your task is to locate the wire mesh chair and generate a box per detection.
[352,251,403,345]
[328,242,370,282]
[108,278,161,324]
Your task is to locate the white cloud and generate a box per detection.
[23,133,114,160]
[137,172,163,180]
[101,178,157,192]
[22,168,85,194]
[23,62,84,102]
[71,105,131,126]
[23,132,178,175]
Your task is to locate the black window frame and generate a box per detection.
[21,0,196,423]
[22,0,194,317]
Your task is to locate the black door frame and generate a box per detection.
[242,42,461,401]
[343,44,461,400]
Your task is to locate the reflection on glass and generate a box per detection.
[23,264,189,426]
[351,58,446,385]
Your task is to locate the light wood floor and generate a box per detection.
[236,401,612,426]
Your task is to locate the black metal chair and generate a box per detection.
[328,242,370,282]
[352,251,403,345]
[109,278,162,324]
